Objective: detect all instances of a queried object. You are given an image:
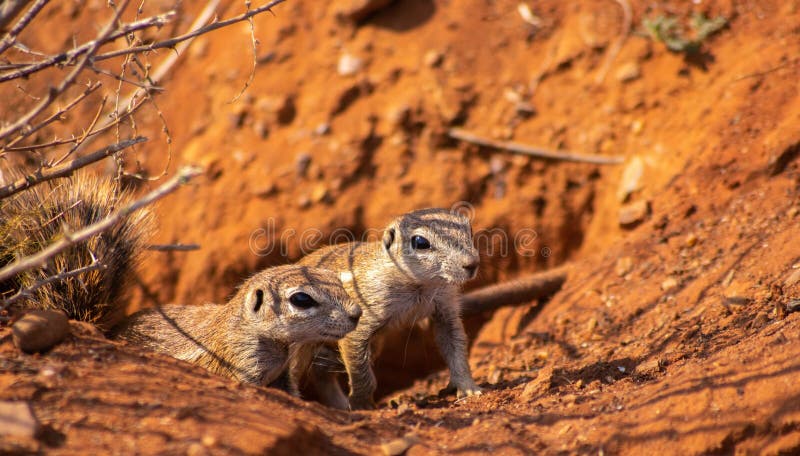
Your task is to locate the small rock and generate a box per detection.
[253,121,269,139]
[252,183,277,198]
[615,257,634,277]
[297,195,311,209]
[396,403,410,415]
[753,311,770,327]
[630,119,644,134]
[0,401,40,438]
[685,233,698,247]
[619,200,650,227]
[381,433,420,456]
[295,152,312,178]
[617,156,644,202]
[586,317,598,332]
[314,123,331,136]
[615,61,641,82]
[338,53,363,76]
[487,365,502,385]
[788,207,799,218]
[786,299,800,313]
[311,184,330,204]
[635,358,663,376]
[661,277,679,292]
[12,310,70,353]
[785,269,800,287]
[386,104,411,129]
[336,0,395,22]
[423,49,444,68]
[724,295,751,310]
[257,94,296,125]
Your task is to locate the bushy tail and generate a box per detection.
[0,172,154,329]
[461,265,568,316]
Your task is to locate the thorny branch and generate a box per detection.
[0,136,147,199]
[448,128,625,165]
[1,261,106,308]
[0,165,203,283]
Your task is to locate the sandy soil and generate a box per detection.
[2,0,800,453]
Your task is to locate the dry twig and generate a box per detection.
[0,136,147,199]
[448,128,625,165]
[0,165,203,283]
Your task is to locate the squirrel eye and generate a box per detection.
[410,235,431,250]
[289,292,318,309]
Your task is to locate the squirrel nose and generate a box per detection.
[463,260,479,278]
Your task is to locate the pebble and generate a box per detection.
[618,200,650,227]
[615,257,634,277]
[381,433,420,456]
[753,311,770,327]
[785,269,800,287]
[295,152,311,177]
[615,61,641,82]
[661,277,679,292]
[423,49,444,68]
[635,358,663,376]
[12,310,70,353]
[311,184,331,204]
[0,401,40,438]
[336,0,395,22]
[617,156,644,202]
[338,53,363,76]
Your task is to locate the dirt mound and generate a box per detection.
[3,0,800,453]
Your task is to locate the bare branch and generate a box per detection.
[0,1,128,142]
[0,165,203,283]
[93,0,286,62]
[0,10,175,83]
[594,0,633,84]
[73,0,220,157]
[0,0,48,52]
[0,136,147,199]
[448,128,625,165]
[1,81,102,153]
[1,261,106,308]
[230,0,258,103]
[147,243,201,252]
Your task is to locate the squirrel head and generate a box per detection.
[235,265,361,344]
[381,208,480,286]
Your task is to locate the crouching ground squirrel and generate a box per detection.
[1,171,361,388]
[293,208,485,410]
[113,265,362,386]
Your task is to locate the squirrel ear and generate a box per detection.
[382,227,395,250]
[247,288,265,313]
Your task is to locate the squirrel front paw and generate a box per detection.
[456,384,483,399]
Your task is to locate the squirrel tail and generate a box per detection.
[460,265,568,316]
[0,172,154,329]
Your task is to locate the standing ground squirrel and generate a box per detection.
[1,171,360,388]
[113,265,362,386]
[294,208,484,410]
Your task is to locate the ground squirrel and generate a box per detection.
[294,208,483,409]
[113,265,361,386]
[293,208,568,409]
[1,172,360,389]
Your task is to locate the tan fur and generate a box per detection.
[113,265,362,387]
[294,208,482,410]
